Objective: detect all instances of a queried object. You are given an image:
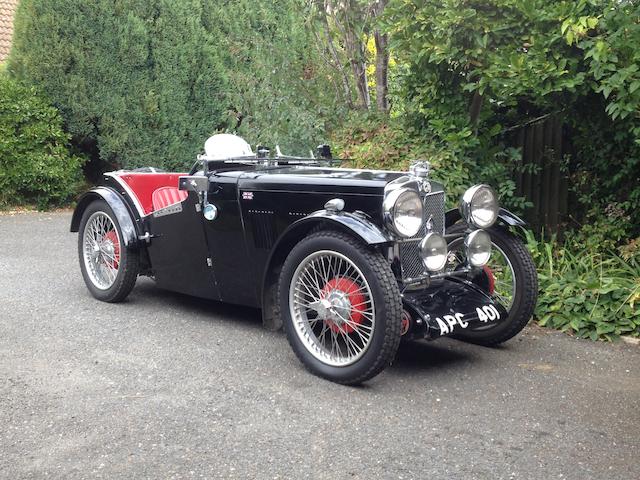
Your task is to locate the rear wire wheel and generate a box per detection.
[78,200,139,302]
[279,231,402,384]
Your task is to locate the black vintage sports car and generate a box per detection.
[71,134,537,384]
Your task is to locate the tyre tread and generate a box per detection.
[78,200,139,303]
[278,230,402,384]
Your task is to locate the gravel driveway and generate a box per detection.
[1,211,639,479]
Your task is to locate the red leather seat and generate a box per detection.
[152,186,188,211]
[115,172,187,215]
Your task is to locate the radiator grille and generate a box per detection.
[399,190,445,280]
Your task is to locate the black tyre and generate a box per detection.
[78,200,139,302]
[447,223,538,346]
[278,230,402,384]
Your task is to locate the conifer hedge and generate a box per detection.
[8,0,228,171]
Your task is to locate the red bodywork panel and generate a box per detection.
[116,172,188,215]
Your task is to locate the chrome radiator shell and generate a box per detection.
[399,190,446,280]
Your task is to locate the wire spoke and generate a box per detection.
[448,236,517,312]
[332,309,372,344]
[288,250,376,367]
[82,212,121,290]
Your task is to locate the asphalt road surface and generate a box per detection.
[1,211,639,480]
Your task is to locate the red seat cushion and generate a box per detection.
[152,186,188,211]
[115,172,186,214]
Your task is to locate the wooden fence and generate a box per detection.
[509,114,570,235]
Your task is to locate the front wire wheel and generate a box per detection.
[446,224,538,346]
[290,250,375,367]
[280,231,402,384]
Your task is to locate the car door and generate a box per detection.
[200,173,259,308]
[145,191,222,301]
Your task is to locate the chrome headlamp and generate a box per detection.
[383,188,423,238]
[460,185,499,229]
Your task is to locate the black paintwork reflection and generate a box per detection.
[201,174,257,307]
[238,166,404,195]
[238,187,387,302]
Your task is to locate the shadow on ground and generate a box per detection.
[134,277,474,374]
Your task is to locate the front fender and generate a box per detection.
[446,207,527,231]
[70,187,140,248]
[289,210,391,246]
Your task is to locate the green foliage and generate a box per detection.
[383,0,582,153]
[384,0,640,236]
[208,0,344,155]
[7,0,341,171]
[565,1,640,134]
[573,207,634,253]
[8,0,228,171]
[332,113,531,213]
[385,0,640,122]
[0,72,84,208]
[386,0,586,105]
[332,113,474,206]
[527,230,640,340]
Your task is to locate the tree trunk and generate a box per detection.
[374,30,389,112]
[469,90,484,133]
[372,0,389,113]
[350,42,371,110]
[315,0,354,109]
[331,0,370,110]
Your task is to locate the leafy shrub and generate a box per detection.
[0,73,84,208]
[526,231,640,341]
[384,0,640,236]
[7,0,341,172]
[569,206,634,253]
[210,0,344,155]
[332,113,529,213]
[332,113,473,207]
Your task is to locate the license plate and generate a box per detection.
[433,303,502,336]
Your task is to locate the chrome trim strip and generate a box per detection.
[104,172,147,218]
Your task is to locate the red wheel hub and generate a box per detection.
[103,230,120,269]
[320,277,365,334]
[483,265,495,295]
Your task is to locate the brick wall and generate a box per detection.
[0,0,19,62]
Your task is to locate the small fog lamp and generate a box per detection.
[420,233,448,272]
[465,230,492,267]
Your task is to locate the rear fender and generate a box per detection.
[260,210,392,330]
[70,187,140,248]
